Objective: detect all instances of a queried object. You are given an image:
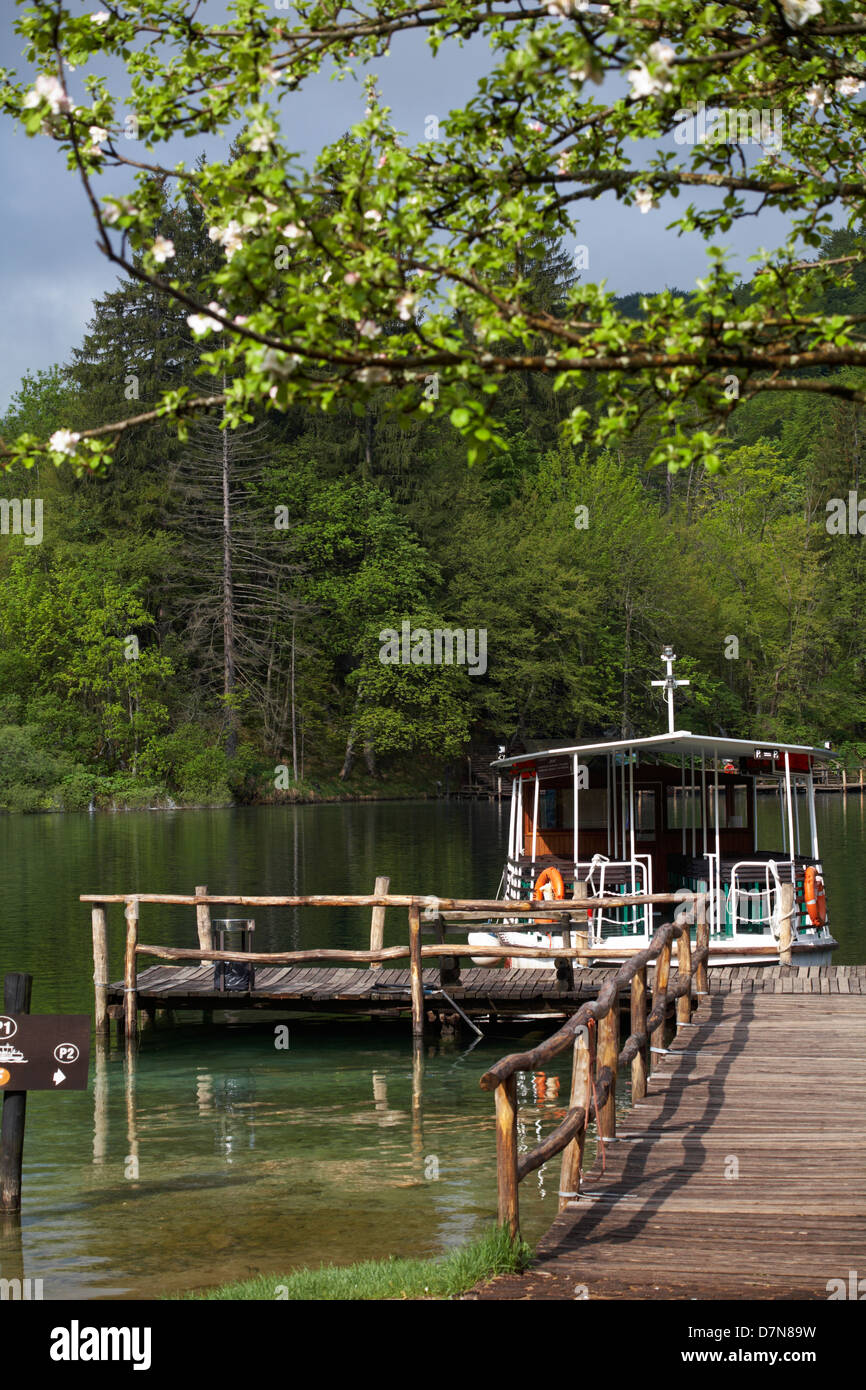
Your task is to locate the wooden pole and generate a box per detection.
[124,899,139,1046]
[650,939,672,1055]
[195,885,213,954]
[196,885,214,1025]
[559,1029,591,1210]
[433,915,460,987]
[0,972,32,1213]
[91,904,109,1037]
[495,1074,519,1239]
[368,875,390,969]
[572,880,589,951]
[408,904,424,1040]
[676,923,692,1029]
[630,965,648,1100]
[695,895,709,996]
[596,1008,618,1139]
[779,881,795,967]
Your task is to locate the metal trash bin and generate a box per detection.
[212,919,255,992]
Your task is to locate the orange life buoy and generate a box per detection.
[803,867,827,927]
[532,866,565,928]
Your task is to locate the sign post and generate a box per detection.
[0,973,32,1214]
[0,974,91,1213]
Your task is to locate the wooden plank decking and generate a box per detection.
[471,975,866,1299]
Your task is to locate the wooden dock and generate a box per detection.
[471,965,866,1300]
[108,963,624,1022]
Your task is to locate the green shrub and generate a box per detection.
[179,747,231,804]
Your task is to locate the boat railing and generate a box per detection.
[479,899,710,1240]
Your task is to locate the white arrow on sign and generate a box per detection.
[52,1069,66,1086]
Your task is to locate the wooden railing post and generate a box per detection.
[559,1029,591,1210]
[555,914,575,991]
[408,903,424,1040]
[630,965,648,1100]
[676,924,692,1029]
[195,885,213,954]
[368,875,390,969]
[572,880,589,952]
[650,939,672,1055]
[695,894,709,995]
[124,898,139,1045]
[596,1008,618,1139]
[495,1074,519,1239]
[91,903,109,1037]
[779,881,795,967]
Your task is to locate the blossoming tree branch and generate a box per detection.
[2,0,866,474]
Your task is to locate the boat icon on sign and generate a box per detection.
[0,1045,27,1063]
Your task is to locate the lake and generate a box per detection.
[0,794,862,1298]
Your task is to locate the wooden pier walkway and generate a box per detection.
[472,966,866,1300]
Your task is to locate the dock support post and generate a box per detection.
[196,886,213,1024]
[779,881,795,967]
[572,880,589,953]
[630,965,648,1100]
[0,972,32,1214]
[91,903,109,1038]
[495,1075,519,1239]
[676,924,692,1030]
[597,1008,618,1139]
[124,898,139,1046]
[368,875,390,968]
[559,1028,591,1210]
[408,903,424,1040]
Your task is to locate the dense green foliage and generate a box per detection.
[1,220,865,811]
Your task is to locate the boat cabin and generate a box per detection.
[490,653,837,962]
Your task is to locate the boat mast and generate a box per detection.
[651,644,690,735]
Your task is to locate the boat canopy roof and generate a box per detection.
[492,730,836,771]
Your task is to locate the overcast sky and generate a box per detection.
[0,4,795,414]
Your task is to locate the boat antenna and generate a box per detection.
[651,645,689,735]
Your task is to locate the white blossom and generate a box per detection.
[364,209,382,224]
[836,76,864,96]
[281,222,304,240]
[806,83,828,109]
[103,198,135,225]
[209,221,244,259]
[88,125,108,144]
[247,121,274,152]
[635,186,656,214]
[151,236,175,264]
[23,74,72,115]
[89,10,110,22]
[344,271,361,286]
[780,0,822,26]
[356,319,382,338]
[49,429,80,455]
[357,366,390,384]
[396,292,416,321]
[546,0,590,13]
[186,302,224,335]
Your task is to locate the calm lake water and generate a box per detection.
[0,794,863,1299]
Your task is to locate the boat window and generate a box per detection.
[634,789,656,840]
[537,787,608,829]
[666,786,703,830]
[729,784,748,829]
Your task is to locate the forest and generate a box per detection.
[1,202,865,811]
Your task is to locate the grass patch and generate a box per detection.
[183,1225,532,1301]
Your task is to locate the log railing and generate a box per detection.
[479,897,710,1239]
[82,889,707,1052]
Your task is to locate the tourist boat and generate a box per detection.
[469,648,838,967]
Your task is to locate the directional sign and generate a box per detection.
[0,1015,90,1091]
